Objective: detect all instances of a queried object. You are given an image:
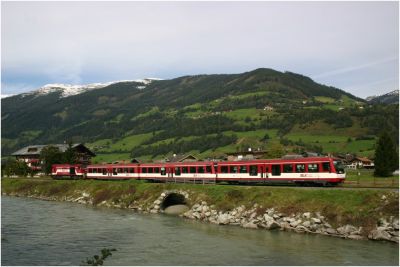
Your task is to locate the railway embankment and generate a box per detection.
[2,178,399,243]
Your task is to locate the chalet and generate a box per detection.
[226,149,266,161]
[12,143,95,170]
[164,154,199,163]
[347,157,375,169]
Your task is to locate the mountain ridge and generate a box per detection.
[2,68,398,161]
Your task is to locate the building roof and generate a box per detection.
[165,154,198,162]
[12,143,96,157]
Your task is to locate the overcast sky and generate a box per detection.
[1,1,398,98]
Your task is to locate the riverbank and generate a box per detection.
[2,178,398,243]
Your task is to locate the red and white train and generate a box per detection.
[52,157,345,186]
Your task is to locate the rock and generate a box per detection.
[290,220,301,228]
[154,205,160,210]
[390,236,399,243]
[273,214,281,219]
[217,214,231,225]
[150,209,158,214]
[193,212,201,219]
[160,192,166,198]
[82,192,90,198]
[202,205,209,213]
[324,223,332,229]
[154,199,161,205]
[302,221,311,228]
[205,211,211,217]
[295,226,309,233]
[325,228,337,235]
[347,234,364,240]
[337,225,358,236]
[368,229,392,241]
[381,195,387,200]
[393,220,399,230]
[242,222,258,229]
[263,214,274,222]
[261,221,281,230]
[311,218,321,224]
[303,212,311,219]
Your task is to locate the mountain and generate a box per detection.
[2,68,398,161]
[366,90,399,105]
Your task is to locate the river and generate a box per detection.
[1,196,398,265]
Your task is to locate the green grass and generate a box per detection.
[88,133,153,153]
[314,96,336,103]
[2,178,398,230]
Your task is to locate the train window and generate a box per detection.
[160,167,166,175]
[148,167,153,173]
[271,165,281,176]
[124,168,128,173]
[88,168,93,173]
[97,168,101,173]
[198,166,205,173]
[322,162,330,172]
[102,169,107,175]
[113,168,117,175]
[240,166,247,173]
[93,168,97,173]
[142,168,147,173]
[154,167,160,173]
[296,164,305,173]
[221,166,228,173]
[117,168,122,173]
[230,166,238,173]
[175,167,181,176]
[182,167,188,173]
[249,165,258,176]
[190,167,196,173]
[129,168,134,173]
[283,164,293,173]
[206,166,212,173]
[308,163,319,173]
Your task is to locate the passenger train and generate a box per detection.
[52,157,346,186]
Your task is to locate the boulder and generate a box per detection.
[290,220,301,228]
[242,222,258,229]
[154,199,161,205]
[261,221,280,230]
[311,218,321,224]
[337,225,358,236]
[263,214,274,222]
[205,211,211,217]
[302,221,311,228]
[295,226,309,233]
[368,229,392,241]
[217,214,231,225]
[303,212,311,219]
[325,228,337,235]
[153,205,160,210]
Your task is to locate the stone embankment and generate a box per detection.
[3,182,398,243]
[144,190,399,243]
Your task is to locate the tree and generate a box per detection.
[63,142,78,164]
[3,159,32,177]
[40,146,64,175]
[374,131,399,177]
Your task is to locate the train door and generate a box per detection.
[269,164,282,181]
[70,167,76,176]
[108,167,112,178]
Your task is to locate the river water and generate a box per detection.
[1,196,398,266]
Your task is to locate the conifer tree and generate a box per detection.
[374,131,399,177]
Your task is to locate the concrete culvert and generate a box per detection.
[161,193,189,215]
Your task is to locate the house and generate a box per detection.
[11,143,96,170]
[347,157,375,169]
[164,154,199,163]
[226,149,266,161]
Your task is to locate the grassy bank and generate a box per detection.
[2,178,398,231]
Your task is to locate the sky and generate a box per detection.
[1,1,399,98]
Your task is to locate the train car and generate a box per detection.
[214,157,345,185]
[263,157,345,185]
[51,164,86,179]
[86,164,139,179]
[164,161,216,183]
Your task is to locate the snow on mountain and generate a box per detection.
[366,90,399,104]
[1,94,15,99]
[22,78,163,98]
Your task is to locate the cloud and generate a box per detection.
[312,57,398,79]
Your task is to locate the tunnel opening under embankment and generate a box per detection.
[160,193,189,215]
